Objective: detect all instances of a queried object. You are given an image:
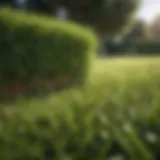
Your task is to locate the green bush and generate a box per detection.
[105,39,160,55]
[105,40,132,55]
[0,8,97,92]
[135,40,160,54]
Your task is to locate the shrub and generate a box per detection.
[0,8,97,96]
[105,39,133,55]
[105,39,160,55]
[135,40,160,54]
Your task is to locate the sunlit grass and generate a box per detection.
[0,56,160,159]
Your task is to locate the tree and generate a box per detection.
[45,0,140,55]
[150,14,160,39]
[105,19,149,54]
[124,19,149,41]
[1,0,140,36]
[3,0,139,54]
[45,0,140,36]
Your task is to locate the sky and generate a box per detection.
[136,0,160,23]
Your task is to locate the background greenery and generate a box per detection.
[0,1,160,160]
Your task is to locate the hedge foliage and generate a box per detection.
[135,40,160,54]
[106,39,160,55]
[0,8,97,95]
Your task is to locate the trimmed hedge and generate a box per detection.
[135,40,160,54]
[0,8,97,96]
[106,39,160,55]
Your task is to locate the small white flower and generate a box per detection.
[108,154,125,160]
[99,114,109,124]
[100,130,109,139]
[122,123,132,133]
[145,132,158,143]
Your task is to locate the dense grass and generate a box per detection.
[0,57,160,159]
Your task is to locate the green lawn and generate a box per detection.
[0,56,160,159]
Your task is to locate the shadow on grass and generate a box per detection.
[0,81,79,104]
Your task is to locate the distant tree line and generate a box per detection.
[105,16,160,55]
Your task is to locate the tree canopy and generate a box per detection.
[124,19,149,41]
[150,14,160,39]
[0,0,140,36]
[47,0,140,36]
